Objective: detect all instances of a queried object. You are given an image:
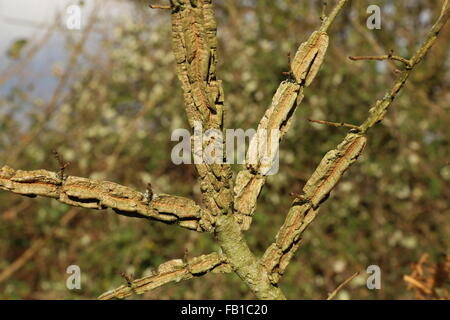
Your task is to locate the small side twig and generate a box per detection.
[144,182,153,203]
[327,271,360,300]
[320,1,328,21]
[349,50,412,68]
[120,271,134,288]
[282,52,294,81]
[53,150,70,182]
[149,4,171,10]
[183,248,189,264]
[289,191,303,198]
[289,192,311,205]
[308,119,360,130]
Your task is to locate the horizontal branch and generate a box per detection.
[349,54,411,67]
[319,0,349,33]
[0,166,213,232]
[98,252,231,299]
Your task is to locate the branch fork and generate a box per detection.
[1,0,448,300]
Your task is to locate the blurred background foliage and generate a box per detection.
[0,0,448,299]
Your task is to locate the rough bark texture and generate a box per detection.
[98,252,231,299]
[0,165,208,231]
[170,0,233,218]
[0,0,448,300]
[233,30,330,230]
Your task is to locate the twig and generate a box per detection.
[349,52,412,68]
[360,6,450,132]
[349,12,450,123]
[320,1,328,21]
[281,52,294,81]
[120,272,134,287]
[149,4,171,10]
[327,271,360,300]
[262,2,449,282]
[320,0,348,32]
[99,253,230,300]
[308,119,360,130]
[53,150,70,181]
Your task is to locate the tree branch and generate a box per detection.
[360,4,450,133]
[215,214,287,299]
[319,0,349,33]
[98,252,231,300]
[308,118,360,130]
[261,2,449,283]
[233,0,348,230]
[349,53,412,67]
[169,0,234,218]
[0,166,213,232]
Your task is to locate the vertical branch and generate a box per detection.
[170,0,233,218]
[169,0,286,300]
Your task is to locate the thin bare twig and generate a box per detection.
[149,4,171,10]
[1,0,448,301]
[327,271,360,300]
[309,119,360,130]
[320,0,348,32]
[349,53,412,68]
[53,150,70,181]
[320,1,328,21]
